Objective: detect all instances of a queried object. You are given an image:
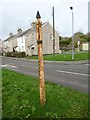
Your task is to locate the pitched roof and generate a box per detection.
[42,22,49,27]
[4,29,31,41]
[4,21,50,41]
[18,28,31,37]
[18,22,49,37]
[4,35,15,41]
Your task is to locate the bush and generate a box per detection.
[74,43,78,48]
[5,52,26,58]
[20,52,26,57]
[60,39,72,46]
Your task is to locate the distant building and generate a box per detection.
[3,22,59,56]
[3,32,19,53]
[82,42,90,51]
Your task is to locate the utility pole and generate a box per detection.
[52,7,55,55]
[36,11,46,106]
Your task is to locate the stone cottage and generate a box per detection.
[3,22,59,56]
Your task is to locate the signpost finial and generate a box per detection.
[36,11,41,19]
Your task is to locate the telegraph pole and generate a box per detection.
[36,11,46,106]
[52,7,55,55]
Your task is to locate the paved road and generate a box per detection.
[1,56,89,94]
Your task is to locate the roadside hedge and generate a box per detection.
[5,52,26,58]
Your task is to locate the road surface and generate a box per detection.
[0,56,89,94]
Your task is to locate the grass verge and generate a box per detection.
[26,52,89,61]
[2,69,89,119]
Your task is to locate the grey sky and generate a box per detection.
[0,0,89,40]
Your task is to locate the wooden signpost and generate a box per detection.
[36,11,46,105]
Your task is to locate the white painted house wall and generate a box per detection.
[4,41,9,48]
[16,36,25,52]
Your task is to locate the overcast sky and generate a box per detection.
[0,0,89,40]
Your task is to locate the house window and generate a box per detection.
[22,46,24,50]
[27,35,29,39]
[50,34,53,40]
[32,33,35,40]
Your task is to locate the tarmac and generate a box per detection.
[1,56,89,65]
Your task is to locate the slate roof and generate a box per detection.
[4,35,15,41]
[4,22,49,41]
[18,28,31,37]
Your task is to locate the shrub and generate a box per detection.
[5,52,26,58]
[74,43,78,48]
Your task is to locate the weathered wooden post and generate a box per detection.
[36,11,46,105]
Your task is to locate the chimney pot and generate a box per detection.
[17,28,22,34]
[31,22,36,29]
[9,33,13,37]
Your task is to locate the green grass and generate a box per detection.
[2,69,89,119]
[26,52,89,61]
[0,69,2,120]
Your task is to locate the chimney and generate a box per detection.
[31,22,36,29]
[9,33,13,37]
[17,28,22,34]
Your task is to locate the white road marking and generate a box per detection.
[56,70,90,77]
[0,64,17,69]
[9,65,17,68]
[22,65,38,69]
[0,64,8,67]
